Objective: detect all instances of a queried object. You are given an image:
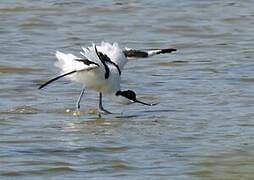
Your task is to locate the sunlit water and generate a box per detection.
[1,0,254,179]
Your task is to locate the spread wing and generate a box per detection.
[55,51,99,73]
[81,42,127,71]
[123,48,177,58]
[38,51,99,89]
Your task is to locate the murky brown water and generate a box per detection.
[1,0,254,179]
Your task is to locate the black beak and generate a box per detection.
[135,99,158,106]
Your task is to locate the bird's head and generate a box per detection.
[115,90,157,106]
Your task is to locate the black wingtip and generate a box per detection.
[38,83,48,90]
[37,70,77,90]
[37,81,50,90]
[158,48,177,54]
[123,50,149,58]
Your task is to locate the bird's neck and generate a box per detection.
[105,91,131,105]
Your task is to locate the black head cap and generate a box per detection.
[116,90,158,106]
[116,90,136,102]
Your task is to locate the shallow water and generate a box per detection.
[1,0,254,179]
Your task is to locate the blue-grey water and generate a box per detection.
[1,0,254,179]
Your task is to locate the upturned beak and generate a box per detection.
[134,99,158,106]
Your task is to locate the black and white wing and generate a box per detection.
[123,47,177,58]
[38,51,99,89]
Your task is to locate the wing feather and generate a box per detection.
[55,51,99,73]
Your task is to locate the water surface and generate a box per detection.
[1,0,254,179]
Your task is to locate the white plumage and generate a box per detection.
[83,42,128,70]
[54,43,123,97]
[39,42,176,114]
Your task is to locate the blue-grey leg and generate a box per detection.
[76,87,85,111]
[99,92,112,114]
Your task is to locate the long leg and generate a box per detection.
[99,92,112,114]
[76,87,85,111]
